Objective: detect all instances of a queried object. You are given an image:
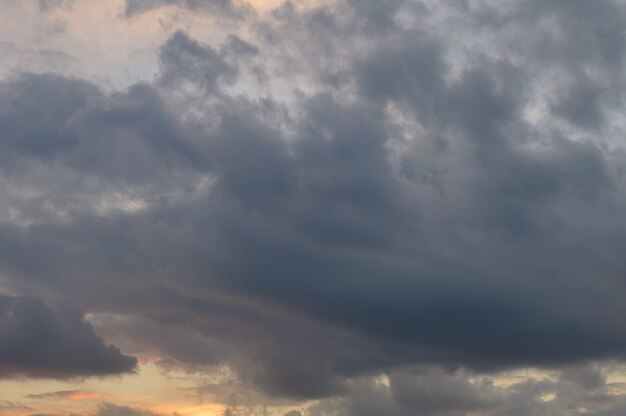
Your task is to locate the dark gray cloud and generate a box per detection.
[158,31,236,93]
[0,73,97,160]
[306,363,626,416]
[550,77,607,130]
[3,0,626,414]
[0,294,136,379]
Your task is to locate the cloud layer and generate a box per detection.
[2,0,626,415]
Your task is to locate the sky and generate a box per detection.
[2,0,626,415]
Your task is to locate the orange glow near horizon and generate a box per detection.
[65,391,106,401]
[0,363,204,416]
[0,359,305,416]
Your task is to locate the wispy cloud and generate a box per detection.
[25,392,104,402]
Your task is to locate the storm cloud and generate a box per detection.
[0,294,136,379]
[2,0,626,415]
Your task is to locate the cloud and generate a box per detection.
[307,364,626,416]
[123,0,235,17]
[0,294,137,379]
[2,0,626,414]
[0,73,97,160]
[94,403,161,416]
[0,401,33,415]
[37,0,74,12]
[158,31,236,93]
[25,391,104,401]
[24,403,163,416]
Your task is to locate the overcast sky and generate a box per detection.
[2,1,626,415]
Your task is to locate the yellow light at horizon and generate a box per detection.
[0,364,199,416]
[154,402,223,416]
